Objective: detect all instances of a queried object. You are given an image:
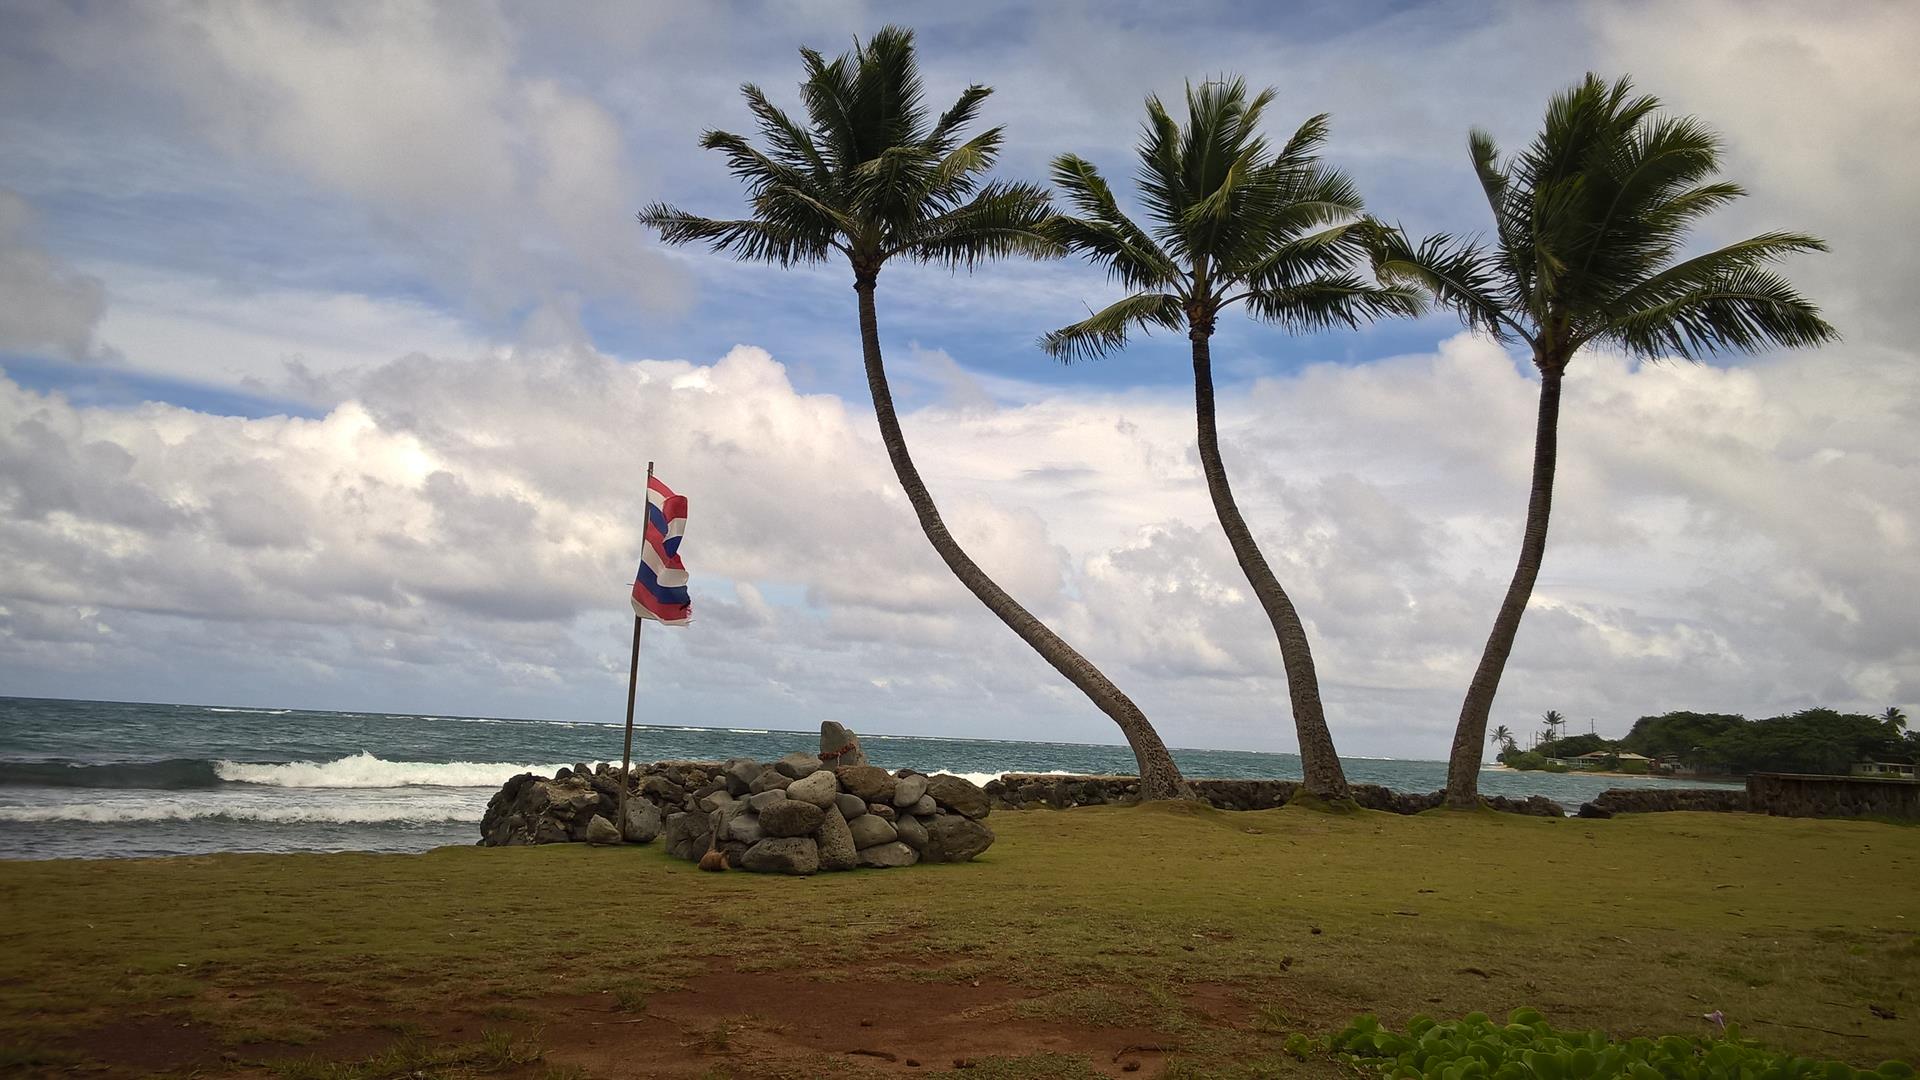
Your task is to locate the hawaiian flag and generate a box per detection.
[631,474,691,625]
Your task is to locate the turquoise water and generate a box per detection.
[0,697,1739,859]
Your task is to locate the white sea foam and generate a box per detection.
[0,792,479,825]
[214,751,567,789]
[204,707,292,715]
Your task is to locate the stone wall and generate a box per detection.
[1747,772,1920,820]
[1574,787,1751,817]
[986,773,1567,817]
[480,751,994,875]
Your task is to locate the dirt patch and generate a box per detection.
[529,966,1193,1078]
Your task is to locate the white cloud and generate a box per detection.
[2,335,1914,755]
[0,190,110,362]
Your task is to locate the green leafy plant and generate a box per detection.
[1330,1008,1915,1080]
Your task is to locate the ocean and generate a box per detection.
[0,696,1742,860]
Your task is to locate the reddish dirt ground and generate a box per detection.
[53,962,1259,1078]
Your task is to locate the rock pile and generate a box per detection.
[478,724,994,874]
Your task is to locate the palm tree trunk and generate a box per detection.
[1445,361,1564,807]
[1190,330,1351,801]
[854,276,1193,800]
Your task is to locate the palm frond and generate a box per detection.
[1240,276,1426,331]
[1603,265,1837,359]
[894,180,1058,267]
[1040,292,1185,363]
[1368,225,1515,342]
[637,204,833,266]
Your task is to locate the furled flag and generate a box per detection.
[631,474,691,625]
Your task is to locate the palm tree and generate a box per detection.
[1373,74,1835,807]
[1041,80,1420,803]
[1883,707,1908,734]
[638,27,1193,799]
[1490,724,1516,755]
[1540,710,1565,744]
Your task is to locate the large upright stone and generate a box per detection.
[819,721,868,768]
[836,765,897,804]
[926,774,991,820]
[759,799,826,838]
[785,769,839,808]
[814,806,858,872]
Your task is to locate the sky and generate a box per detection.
[1,0,1915,759]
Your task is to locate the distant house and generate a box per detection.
[1851,761,1917,779]
[1576,751,1651,764]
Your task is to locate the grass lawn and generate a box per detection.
[1,803,1915,1078]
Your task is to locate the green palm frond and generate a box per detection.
[1040,292,1185,364]
[641,26,1053,281]
[895,180,1058,267]
[636,204,833,266]
[1047,78,1411,357]
[1401,72,1830,364]
[1242,277,1425,332]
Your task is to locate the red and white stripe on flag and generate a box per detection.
[631,474,691,625]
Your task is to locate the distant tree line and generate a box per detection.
[1498,707,1913,776]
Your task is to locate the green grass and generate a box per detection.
[1,803,1915,1076]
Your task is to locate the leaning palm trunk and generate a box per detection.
[858,279,1193,800]
[1191,330,1351,801]
[1445,361,1561,806]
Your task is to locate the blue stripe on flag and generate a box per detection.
[647,503,673,535]
[635,560,691,606]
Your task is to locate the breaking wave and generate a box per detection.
[213,752,567,788]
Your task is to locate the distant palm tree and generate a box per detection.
[1490,724,1516,755]
[639,26,1193,798]
[1884,706,1909,733]
[1541,710,1565,742]
[1042,79,1419,803]
[1374,75,1835,807]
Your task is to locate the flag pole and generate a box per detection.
[618,460,654,837]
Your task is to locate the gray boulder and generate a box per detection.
[663,811,715,861]
[759,799,826,838]
[835,792,868,819]
[741,837,819,875]
[748,768,793,794]
[621,797,663,843]
[785,769,839,808]
[848,813,898,850]
[857,841,919,868]
[837,765,897,804]
[893,773,929,808]
[819,720,868,768]
[909,795,937,817]
[696,790,736,814]
[892,812,928,851]
[867,802,897,821]
[923,813,994,862]
[728,811,765,845]
[585,814,622,845]
[638,774,685,804]
[723,758,762,794]
[747,789,789,812]
[815,806,858,872]
[774,751,822,779]
[926,774,991,820]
